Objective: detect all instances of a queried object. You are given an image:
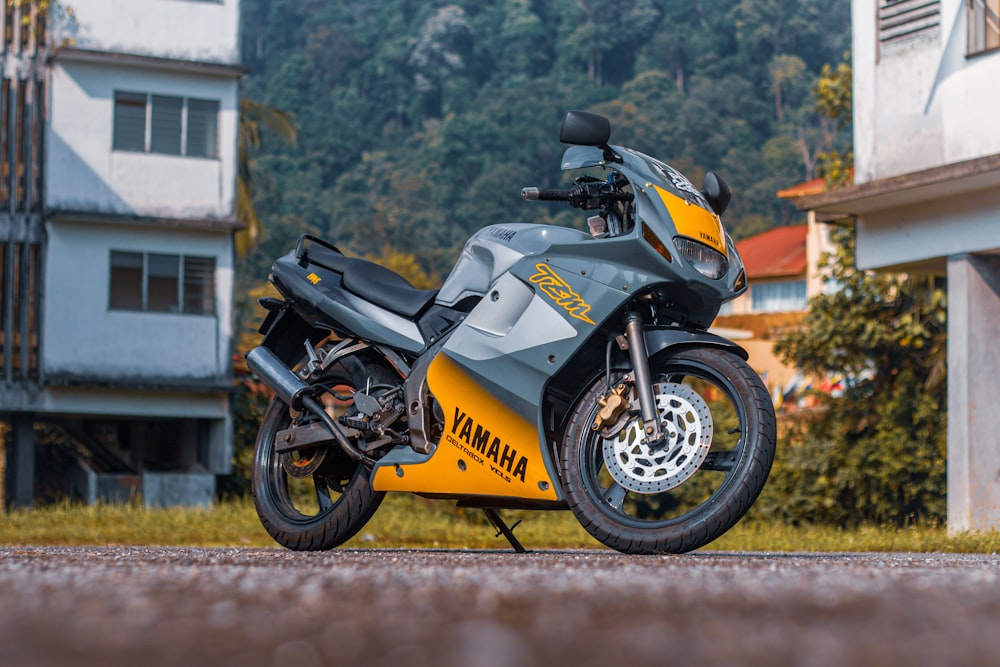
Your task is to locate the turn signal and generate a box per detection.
[642,223,672,263]
[733,268,747,292]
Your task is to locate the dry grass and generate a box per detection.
[2,494,1000,553]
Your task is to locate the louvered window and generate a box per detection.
[112,92,147,152]
[968,0,1000,54]
[110,251,216,315]
[186,98,219,158]
[183,256,216,314]
[150,95,183,155]
[112,91,219,159]
[878,0,941,46]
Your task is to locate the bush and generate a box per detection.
[218,377,272,500]
[756,227,948,526]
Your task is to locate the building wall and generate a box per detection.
[854,186,1000,271]
[3,0,242,508]
[56,0,240,64]
[46,60,238,219]
[42,221,234,383]
[853,0,1000,184]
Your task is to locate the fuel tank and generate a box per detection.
[436,223,592,307]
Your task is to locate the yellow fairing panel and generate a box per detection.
[371,354,559,500]
[652,184,727,256]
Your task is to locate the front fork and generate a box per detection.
[624,313,664,445]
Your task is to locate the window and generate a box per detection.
[110,251,216,315]
[968,0,1000,55]
[113,91,220,158]
[112,92,146,152]
[750,280,807,313]
[186,99,220,158]
[878,1,941,47]
[150,95,183,155]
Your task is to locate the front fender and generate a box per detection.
[642,326,749,361]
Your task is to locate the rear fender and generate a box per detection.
[258,303,330,367]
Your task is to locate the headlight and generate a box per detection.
[674,237,728,280]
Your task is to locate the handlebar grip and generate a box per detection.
[521,187,573,201]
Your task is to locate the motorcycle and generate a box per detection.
[246,110,776,554]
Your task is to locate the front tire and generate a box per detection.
[559,347,776,554]
[251,361,388,551]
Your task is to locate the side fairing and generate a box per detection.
[371,352,561,501]
[371,257,632,500]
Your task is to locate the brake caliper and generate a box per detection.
[591,379,636,438]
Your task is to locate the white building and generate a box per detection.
[795,0,1000,531]
[3,0,242,507]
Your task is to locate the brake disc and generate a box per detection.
[280,446,326,478]
[602,382,713,494]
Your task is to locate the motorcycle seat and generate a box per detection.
[306,245,438,318]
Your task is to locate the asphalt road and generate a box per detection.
[1,547,998,667]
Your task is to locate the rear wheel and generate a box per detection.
[559,347,776,554]
[251,358,392,551]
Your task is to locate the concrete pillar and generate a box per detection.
[3,413,35,509]
[947,254,1000,532]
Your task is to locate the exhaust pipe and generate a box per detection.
[245,346,314,409]
[245,346,366,464]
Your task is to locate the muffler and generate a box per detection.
[245,346,315,409]
[245,346,366,464]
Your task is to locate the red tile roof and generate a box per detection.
[736,224,807,279]
[775,177,826,199]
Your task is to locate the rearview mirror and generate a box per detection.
[701,170,732,216]
[560,111,611,146]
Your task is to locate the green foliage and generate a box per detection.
[236,99,299,257]
[814,54,853,128]
[236,0,852,292]
[759,227,948,526]
[813,52,854,185]
[218,379,271,500]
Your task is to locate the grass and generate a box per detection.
[2,493,1000,553]
[0,495,591,549]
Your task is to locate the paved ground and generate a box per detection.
[1,547,998,666]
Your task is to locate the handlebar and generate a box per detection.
[521,187,573,202]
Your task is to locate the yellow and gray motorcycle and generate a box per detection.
[246,110,776,554]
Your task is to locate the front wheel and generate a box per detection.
[559,347,776,554]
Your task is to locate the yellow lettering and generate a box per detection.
[529,264,596,325]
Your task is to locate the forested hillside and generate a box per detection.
[238,0,851,283]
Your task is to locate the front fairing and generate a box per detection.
[560,144,746,305]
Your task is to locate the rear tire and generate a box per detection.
[559,347,776,554]
[251,359,389,551]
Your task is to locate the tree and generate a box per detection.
[813,53,853,185]
[769,53,805,121]
[234,0,852,281]
[9,0,76,46]
[236,98,298,257]
[761,227,947,526]
[754,53,946,526]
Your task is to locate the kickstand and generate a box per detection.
[482,508,527,553]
